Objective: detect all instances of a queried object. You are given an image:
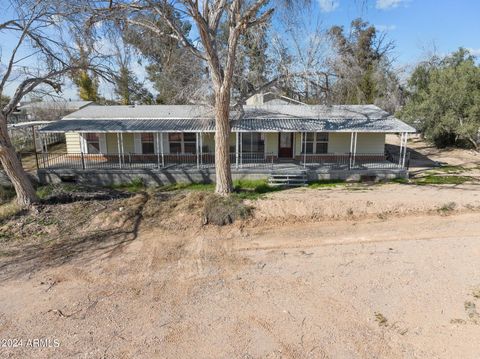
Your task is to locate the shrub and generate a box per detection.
[203,194,252,225]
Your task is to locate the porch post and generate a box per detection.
[43,133,48,154]
[402,133,408,167]
[40,131,47,168]
[240,132,243,168]
[352,132,358,167]
[398,133,404,167]
[349,132,354,169]
[235,132,239,169]
[156,132,161,169]
[196,132,200,169]
[117,132,122,168]
[121,133,125,167]
[78,133,85,169]
[31,126,39,170]
[303,132,307,169]
[160,133,165,167]
[200,132,203,166]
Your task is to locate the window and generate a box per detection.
[242,132,265,153]
[183,133,197,154]
[303,132,328,154]
[168,133,197,154]
[141,133,155,154]
[85,133,100,154]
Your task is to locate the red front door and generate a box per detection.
[278,133,293,158]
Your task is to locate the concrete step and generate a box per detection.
[268,171,307,187]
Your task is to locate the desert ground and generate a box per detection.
[1,137,480,358]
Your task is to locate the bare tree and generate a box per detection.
[0,0,109,207]
[92,0,279,195]
[270,7,332,103]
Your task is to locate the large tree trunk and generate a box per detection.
[214,89,234,195]
[0,115,38,207]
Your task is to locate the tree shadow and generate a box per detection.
[0,193,147,281]
[385,143,439,168]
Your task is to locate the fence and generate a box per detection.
[38,152,276,170]
[301,152,410,170]
[38,151,409,171]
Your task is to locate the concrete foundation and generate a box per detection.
[38,167,408,186]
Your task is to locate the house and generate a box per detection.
[37,103,415,185]
[245,92,306,106]
[10,100,93,124]
[8,100,94,153]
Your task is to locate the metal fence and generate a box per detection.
[38,151,409,171]
[301,152,409,170]
[38,152,276,170]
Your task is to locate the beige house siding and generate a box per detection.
[65,132,81,153]
[265,133,278,155]
[106,133,118,153]
[328,133,351,153]
[65,131,386,156]
[295,132,385,155]
[106,133,135,153]
[356,133,385,153]
[294,133,302,155]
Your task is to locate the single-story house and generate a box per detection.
[37,103,415,184]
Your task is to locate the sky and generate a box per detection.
[1,0,479,101]
[312,0,480,64]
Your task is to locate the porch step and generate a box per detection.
[268,170,308,187]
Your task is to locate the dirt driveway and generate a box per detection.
[1,182,480,358]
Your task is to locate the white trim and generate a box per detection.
[117,133,122,168]
[235,132,239,169]
[80,133,87,153]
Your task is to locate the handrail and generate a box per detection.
[38,151,407,170]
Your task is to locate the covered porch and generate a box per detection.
[36,130,410,172]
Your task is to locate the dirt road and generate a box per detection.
[1,207,480,358]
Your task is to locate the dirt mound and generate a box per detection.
[249,183,480,226]
[142,190,251,230]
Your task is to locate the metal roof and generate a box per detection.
[8,121,57,129]
[39,104,416,133]
[18,100,93,111]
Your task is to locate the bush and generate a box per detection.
[203,194,252,225]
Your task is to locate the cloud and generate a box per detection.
[375,24,397,32]
[376,0,409,10]
[318,0,339,12]
[467,48,480,57]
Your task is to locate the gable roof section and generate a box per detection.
[39,104,416,133]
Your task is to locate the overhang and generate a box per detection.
[38,117,416,134]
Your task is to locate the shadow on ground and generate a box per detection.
[0,192,147,281]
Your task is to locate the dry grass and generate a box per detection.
[0,201,22,223]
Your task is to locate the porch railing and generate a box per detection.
[301,152,409,170]
[38,151,408,171]
[38,152,276,170]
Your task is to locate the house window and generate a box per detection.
[303,132,328,154]
[85,133,100,154]
[141,133,155,154]
[242,132,265,153]
[168,133,197,154]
